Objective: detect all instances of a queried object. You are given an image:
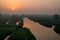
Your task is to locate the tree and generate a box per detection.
[54,14,59,19]
[0,13,2,17]
[54,24,60,34]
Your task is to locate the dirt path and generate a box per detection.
[4,35,10,40]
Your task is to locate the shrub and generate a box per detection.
[54,24,60,34]
[0,28,12,40]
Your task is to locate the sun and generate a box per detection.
[6,2,22,11]
[12,7,15,10]
[6,4,16,10]
[11,5,16,10]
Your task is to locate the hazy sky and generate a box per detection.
[0,0,60,15]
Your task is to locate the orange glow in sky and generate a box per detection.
[0,0,60,15]
[12,7,15,10]
[6,3,23,11]
[10,5,17,10]
[0,0,25,11]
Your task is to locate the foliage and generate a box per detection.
[0,28,12,40]
[8,28,36,40]
[54,24,60,34]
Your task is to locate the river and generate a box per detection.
[23,18,60,40]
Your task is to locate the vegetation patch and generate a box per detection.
[0,28,12,40]
[8,28,36,40]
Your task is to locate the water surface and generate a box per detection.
[23,18,60,40]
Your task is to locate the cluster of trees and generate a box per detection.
[54,14,60,19]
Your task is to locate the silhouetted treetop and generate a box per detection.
[54,14,60,19]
